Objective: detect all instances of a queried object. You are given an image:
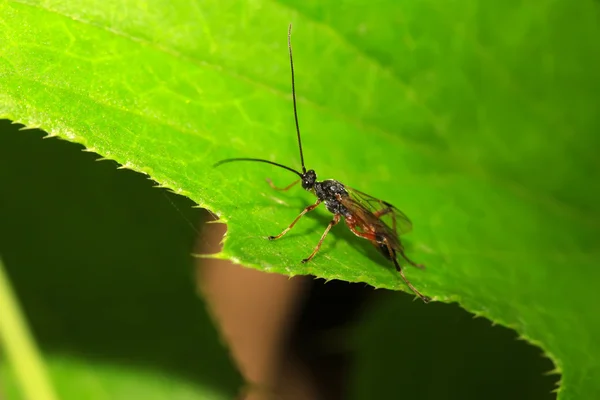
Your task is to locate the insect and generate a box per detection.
[214,24,429,303]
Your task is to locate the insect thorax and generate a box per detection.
[314,179,349,215]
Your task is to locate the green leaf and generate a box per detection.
[1,0,599,398]
[0,256,57,400]
[1,355,227,400]
[0,122,242,399]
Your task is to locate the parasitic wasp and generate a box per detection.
[214,24,429,303]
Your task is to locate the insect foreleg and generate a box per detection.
[266,178,300,191]
[268,199,322,240]
[301,213,340,263]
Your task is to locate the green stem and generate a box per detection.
[0,257,58,400]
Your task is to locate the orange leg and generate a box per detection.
[266,178,300,191]
[373,207,396,232]
[268,199,321,240]
[301,214,340,263]
[344,218,378,241]
[348,213,424,270]
[345,218,429,303]
[373,207,392,218]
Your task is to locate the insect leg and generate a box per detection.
[345,218,429,302]
[301,213,340,263]
[344,219,378,241]
[268,199,322,240]
[397,247,426,269]
[373,207,396,232]
[364,210,423,269]
[384,241,430,303]
[266,178,300,191]
[373,207,392,218]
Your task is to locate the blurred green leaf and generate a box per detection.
[1,0,599,398]
[1,355,228,400]
[0,256,57,400]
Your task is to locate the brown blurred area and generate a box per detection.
[196,216,317,400]
[195,214,366,400]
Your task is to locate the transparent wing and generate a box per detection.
[344,186,413,236]
[337,194,402,252]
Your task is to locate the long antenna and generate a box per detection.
[213,158,303,178]
[288,23,306,174]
